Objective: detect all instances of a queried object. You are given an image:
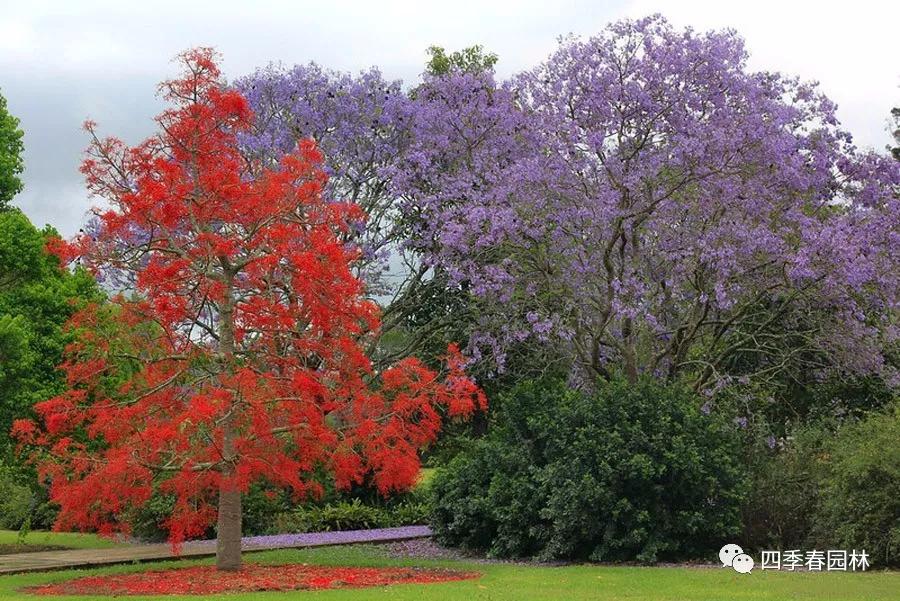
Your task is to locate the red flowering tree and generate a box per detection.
[12,49,485,571]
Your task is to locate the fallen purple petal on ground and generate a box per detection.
[185,526,433,550]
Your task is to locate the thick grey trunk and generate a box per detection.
[215,270,242,571]
[215,472,242,571]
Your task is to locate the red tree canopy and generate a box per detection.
[13,48,485,548]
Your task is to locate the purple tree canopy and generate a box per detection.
[236,64,413,296]
[232,17,898,392]
[396,15,900,389]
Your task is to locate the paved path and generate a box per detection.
[0,526,432,575]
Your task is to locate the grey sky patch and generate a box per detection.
[2,0,897,236]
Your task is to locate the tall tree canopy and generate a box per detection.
[14,49,485,571]
[235,47,506,371]
[0,210,99,458]
[0,92,25,209]
[396,15,900,391]
[236,64,412,296]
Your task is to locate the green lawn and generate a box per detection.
[0,530,124,551]
[1,544,897,601]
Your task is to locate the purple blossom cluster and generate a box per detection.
[236,64,413,295]
[236,15,899,390]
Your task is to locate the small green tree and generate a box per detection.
[425,45,498,76]
[0,92,24,209]
[0,210,100,455]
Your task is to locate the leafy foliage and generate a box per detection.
[0,463,32,530]
[740,422,832,552]
[0,210,100,457]
[424,45,498,76]
[0,91,24,208]
[431,377,746,562]
[816,407,900,565]
[742,405,900,566]
[270,498,429,534]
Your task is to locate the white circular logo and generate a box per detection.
[719,543,744,567]
[732,553,755,574]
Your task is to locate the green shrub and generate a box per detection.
[431,377,746,563]
[0,469,32,530]
[740,423,832,551]
[130,483,292,541]
[269,499,429,534]
[815,406,900,566]
[741,405,900,567]
[128,491,178,542]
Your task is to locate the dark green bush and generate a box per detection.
[815,405,900,566]
[431,377,746,563]
[0,467,32,530]
[740,422,832,552]
[269,499,429,534]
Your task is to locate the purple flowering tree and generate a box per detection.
[236,64,413,296]
[235,54,520,370]
[399,15,900,390]
[387,67,548,373]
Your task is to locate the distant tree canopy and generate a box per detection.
[0,92,24,209]
[891,107,900,161]
[425,44,498,76]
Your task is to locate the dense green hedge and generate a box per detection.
[744,405,900,566]
[269,499,429,534]
[431,377,746,563]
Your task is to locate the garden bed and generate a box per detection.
[25,563,481,596]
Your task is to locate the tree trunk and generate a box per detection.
[622,318,639,384]
[215,269,242,571]
[215,477,242,570]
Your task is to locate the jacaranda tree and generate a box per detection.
[13,49,485,571]
[400,15,900,392]
[236,64,412,297]
[235,51,511,372]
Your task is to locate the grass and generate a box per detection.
[1,543,897,600]
[0,530,124,552]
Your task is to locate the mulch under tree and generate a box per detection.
[26,563,481,596]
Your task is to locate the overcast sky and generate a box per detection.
[2,0,898,236]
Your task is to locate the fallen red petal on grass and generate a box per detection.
[26,564,481,596]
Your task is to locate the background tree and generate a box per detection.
[0,211,99,455]
[424,45,498,76]
[0,92,25,209]
[0,213,100,534]
[891,107,900,161]
[236,46,510,376]
[236,64,412,297]
[14,49,484,571]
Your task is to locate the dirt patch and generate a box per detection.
[25,563,481,596]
